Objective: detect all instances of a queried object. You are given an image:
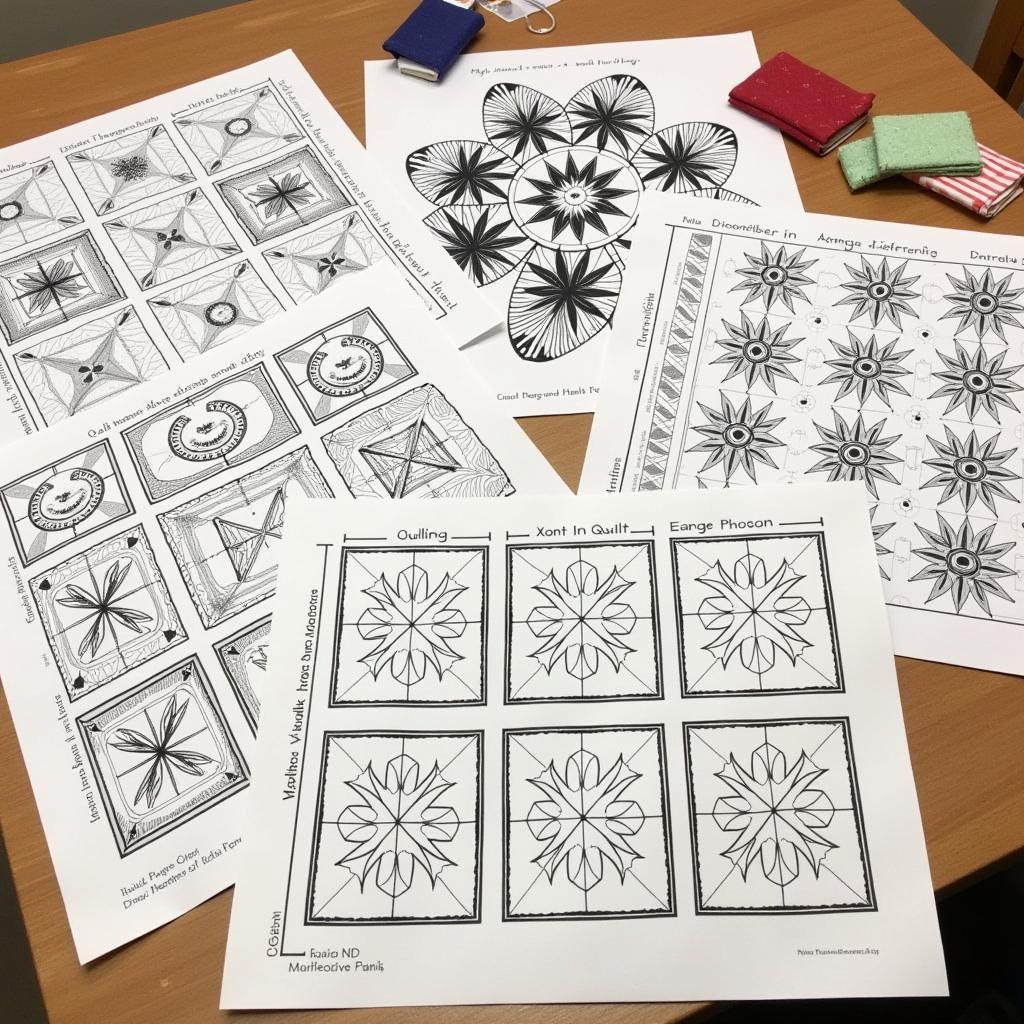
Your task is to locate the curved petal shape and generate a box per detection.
[686,185,756,205]
[634,122,738,192]
[406,139,516,206]
[566,75,655,158]
[483,83,570,163]
[508,246,621,362]
[424,205,534,285]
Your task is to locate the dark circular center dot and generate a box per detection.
[840,442,869,466]
[205,301,238,327]
[868,282,893,301]
[724,422,753,448]
[947,548,980,577]
[964,370,991,394]
[854,357,881,378]
[971,291,997,314]
[761,267,786,286]
[225,117,253,137]
[0,200,22,221]
[743,341,770,363]
[954,457,987,482]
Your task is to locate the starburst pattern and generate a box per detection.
[921,426,1020,515]
[711,313,802,392]
[819,330,912,408]
[17,257,86,314]
[941,267,1024,341]
[250,171,315,220]
[835,256,920,329]
[910,514,1014,615]
[807,410,902,498]
[428,206,528,284]
[713,742,836,886]
[929,341,1024,423]
[730,242,816,313]
[633,122,738,192]
[688,393,785,483]
[526,557,636,680]
[527,749,644,892]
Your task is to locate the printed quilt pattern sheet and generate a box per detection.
[0,266,563,963]
[364,34,803,417]
[220,485,946,1007]
[581,191,1024,675]
[0,51,495,444]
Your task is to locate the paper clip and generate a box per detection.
[523,0,556,34]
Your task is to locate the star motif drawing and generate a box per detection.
[0,162,81,252]
[15,256,86,317]
[920,426,1020,515]
[835,256,920,330]
[807,410,902,498]
[710,313,802,393]
[929,341,1023,423]
[819,329,912,408]
[409,75,749,362]
[688,393,785,483]
[213,487,284,584]
[247,170,316,221]
[730,242,816,313]
[359,410,461,499]
[941,267,1024,341]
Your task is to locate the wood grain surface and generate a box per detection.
[1,1,1023,1021]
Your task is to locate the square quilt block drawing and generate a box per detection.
[212,614,270,733]
[157,447,332,627]
[506,540,661,703]
[0,161,82,254]
[331,546,487,706]
[322,384,514,499]
[30,525,186,700]
[173,82,304,173]
[263,210,386,304]
[66,125,195,215]
[15,308,167,426]
[121,364,300,503]
[307,731,482,924]
[504,725,674,920]
[0,440,133,566]
[0,231,123,343]
[683,718,876,914]
[274,307,415,425]
[672,533,843,696]
[104,188,240,289]
[148,260,284,360]
[77,656,249,856]
[215,146,353,244]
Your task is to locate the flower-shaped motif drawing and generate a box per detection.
[921,425,1021,515]
[730,242,816,313]
[697,552,812,673]
[336,753,460,898]
[688,393,785,483]
[807,409,902,499]
[910,514,1014,615]
[710,313,802,393]
[407,76,749,362]
[527,748,644,892]
[713,742,837,886]
[941,267,1024,341]
[357,564,468,686]
[819,329,912,408]
[835,256,920,329]
[526,557,636,679]
[929,341,1023,423]
[17,256,86,315]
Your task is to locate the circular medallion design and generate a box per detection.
[839,442,870,467]
[723,422,754,449]
[306,335,384,397]
[225,117,253,138]
[509,145,641,251]
[868,281,894,301]
[947,548,980,578]
[167,399,247,462]
[28,469,105,532]
[971,291,998,315]
[853,356,881,379]
[963,369,991,394]
[742,340,771,364]
[954,456,987,482]
[205,301,239,328]
[0,200,23,222]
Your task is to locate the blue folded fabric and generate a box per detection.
[383,0,485,82]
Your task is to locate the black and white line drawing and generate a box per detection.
[147,259,284,360]
[332,547,486,705]
[710,313,802,395]
[729,242,816,312]
[215,147,353,244]
[920,426,1020,515]
[806,410,902,499]
[834,256,920,330]
[307,731,482,924]
[213,614,270,733]
[77,655,249,857]
[818,329,912,409]
[66,125,195,215]
[929,341,1023,423]
[322,384,514,499]
[0,231,123,343]
[672,533,842,695]
[506,540,661,702]
[274,307,416,424]
[0,440,133,566]
[15,308,167,426]
[684,718,875,913]
[104,189,240,289]
[157,447,332,627]
[687,393,785,485]
[941,267,1023,341]
[0,162,82,254]
[408,75,751,362]
[121,364,300,502]
[30,526,186,700]
[173,82,305,173]
[504,725,674,920]
[262,210,387,304]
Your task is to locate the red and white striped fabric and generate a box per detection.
[906,143,1024,218]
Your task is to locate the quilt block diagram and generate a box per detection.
[0,161,82,254]
[213,614,271,733]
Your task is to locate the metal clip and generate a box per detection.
[523,0,556,34]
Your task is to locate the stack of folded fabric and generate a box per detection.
[907,142,1024,218]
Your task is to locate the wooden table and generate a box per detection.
[1,0,1023,1021]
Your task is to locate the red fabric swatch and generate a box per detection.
[729,52,875,155]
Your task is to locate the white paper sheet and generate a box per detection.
[0,264,563,962]
[0,52,496,445]
[581,191,1024,676]
[364,35,803,416]
[221,482,946,1007]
